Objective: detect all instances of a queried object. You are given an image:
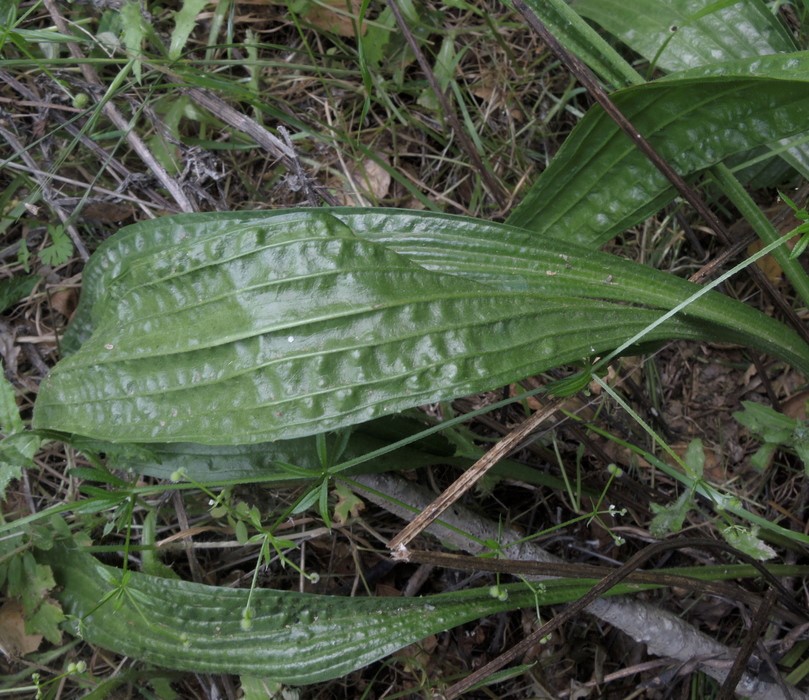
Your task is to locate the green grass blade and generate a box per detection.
[513,0,639,87]
[104,415,460,483]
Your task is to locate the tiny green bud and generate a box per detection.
[72,93,89,109]
[607,463,623,477]
[488,584,507,601]
[240,607,254,631]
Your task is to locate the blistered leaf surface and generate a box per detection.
[34,210,809,445]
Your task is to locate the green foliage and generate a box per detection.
[169,0,210,60]
[0,517,68,643]
[38,224,73,267]
[720,524,776,561]
[119,1,147,82]
[734,401,809,474]
[0,361,40,501]
[38,538,655,683]
[506,52,809,245]
[779,190,809,259]
[32,210,809,445]
[9,0,809,690]
[573,0,795,74]
[0,274,38,314]
[650,489,692,538]
[649,438,704,537]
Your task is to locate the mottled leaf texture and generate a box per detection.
[571,0,809,182]
[34,209,809,445]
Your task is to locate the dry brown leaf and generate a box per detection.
[80,201,134,224]
[302,0,365,37]
[747,235,801,283]
[393,633,437,672]
[355,157,390,200]
[50,287,78,319]
[0,600,42,659]
[334,154,391,205]
[782,390,809,420]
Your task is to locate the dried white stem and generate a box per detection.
[352,473,805,700]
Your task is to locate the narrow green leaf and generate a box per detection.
[169,0,209,60]
[506,52,809,246]
[120,1,146,83]
[683,438,704,480]
[515,0,639,88]
[33,209,809,445]
[0,360,22,435]
[39,541,647,683]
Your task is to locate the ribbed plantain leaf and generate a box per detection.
[33,209,809,445]
[571,0,809,183]
[506,52,809,246]
[572,0,795,73]
[39,541,648,683]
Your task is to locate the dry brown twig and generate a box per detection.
[175,84,336,207]
[387,395,566,553]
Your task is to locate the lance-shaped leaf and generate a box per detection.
[571,0,809,183]
[506,52,809,246]
[572,0,795,74]
[33,210,809,445]
[38,540,649,683]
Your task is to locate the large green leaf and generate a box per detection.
[38,540,646,683]
[572,0,795,74]
[572,0,809,182]
[33,209,809,445]
[506,52,809,246]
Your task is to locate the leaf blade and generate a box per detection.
[507,52,809,246]
[40,540,646,683]
[33,210,809,445]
